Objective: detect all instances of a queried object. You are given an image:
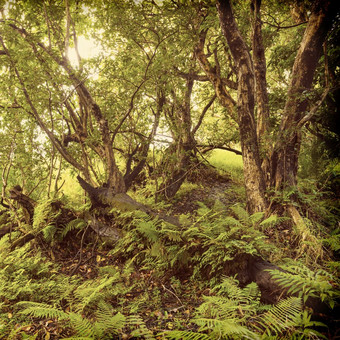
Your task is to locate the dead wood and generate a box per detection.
[10,232,35,250]
[0,225,11,239]
[9,185,36,223]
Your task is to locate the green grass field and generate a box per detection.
[207,149,243,181]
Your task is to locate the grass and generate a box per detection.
[59,169,84,205]
[207,149,243,181]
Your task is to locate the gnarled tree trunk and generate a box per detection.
[270,0,337,190]
[216,0,267,213]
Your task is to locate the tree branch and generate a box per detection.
[192,94,216,135]
[297,87,331,128]
[197,144,242,155]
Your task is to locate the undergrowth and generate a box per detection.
[0,164,339,339]
[0,193,339,339]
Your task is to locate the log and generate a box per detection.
[0,225,11,239]
[10,232,35,250]
[224,254,287,304]
[77,176,180,226]
[9,185,36,223]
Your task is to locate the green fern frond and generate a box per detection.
[17,301,68,320]
[33,199,61,231]
[249,212,265,224]
[194,317,257,339]
[164,330,211,340]
[62,337,94,340]
[127,315,155,339]
[230,204,249,223]
[75,275,120,309]
[253,296,302,336]
[95,300,126,334]
[196,202,211,217]
[259,214,278,227]
[267,264,338,305]
[42,224,57,242]
[136,219,160,242]
[68,313,94,338]
[61,218,87,238]
[223,217,243,227]
[161,224,182,242]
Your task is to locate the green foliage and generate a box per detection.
[108,202,275,280]
[208,150,243,181]
[268,263,339,308]
[18,300,127,340]
[164,277,318,340]
[252,297,303,336]
[61,218,87,239]
[33,199,62,232]
[0,245,78,304]
[74,274,124,312]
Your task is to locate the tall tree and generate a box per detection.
[210,0,338,212]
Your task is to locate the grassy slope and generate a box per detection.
[0,150,339,339]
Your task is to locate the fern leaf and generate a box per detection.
[136,220,159,242]
[63,336,94,340]
[17,301,68,320]
[42,224,57,242]
[95,300,126,334]
[253,296,302,336]
[164,330,210,340]
[62,337,94,340]
[68,313,94,338]
[259,214,278,227]
[194,318,257,339]
[61,219,87,238]
[230,204,249,222]
[127,315,155,339]
[249,212,265,224]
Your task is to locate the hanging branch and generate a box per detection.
[64,0,71,59]
[192,94,216,135]
[296,87,331,128]
[194,29,236,114]
[0,35,87,176]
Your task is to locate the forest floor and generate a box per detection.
[0,151,339,339]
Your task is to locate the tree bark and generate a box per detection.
[158,77,198,200]
[251,0,271,185]
[216,0,267,213]
[251,0,270,142]
[9,186,36,224]
[271,0,338,190]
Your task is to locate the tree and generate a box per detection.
[0,0,169,198]
[196,0,338,213]
[0,0,338,216]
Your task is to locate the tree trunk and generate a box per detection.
[251,0,270,142]
[271,0,337,190]
[9,186,36,224]
[251,0,272,185]
[216,0,267,213]
[158,77,198,200]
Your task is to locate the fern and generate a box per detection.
[127,315,155,339]
[68,313,94,338]
[61,218,87,238]
[194,318,256,339]
[18,301,69,320]
[17,299,127,340]
[42,223,58,242]
[252,296,303,336]
[267,263,339,307]
[164,330,210,340]
[33,199,62,231]
[75,274,121,310]
[230,204,249,223]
